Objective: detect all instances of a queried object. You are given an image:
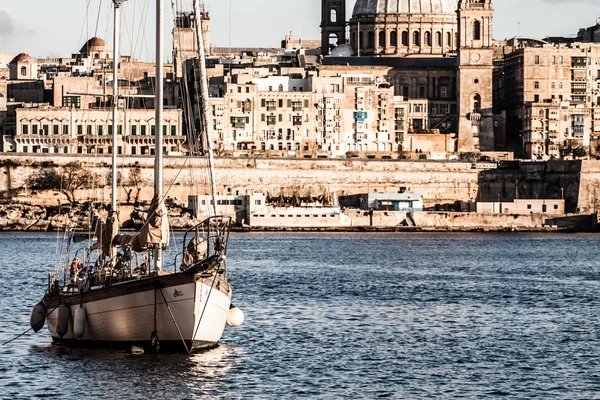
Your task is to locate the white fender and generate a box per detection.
[74,305,87,339]
[57,304,71,338]
[227,306,244,327]
[30,301,47,333]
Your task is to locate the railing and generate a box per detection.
[179,215,232,273]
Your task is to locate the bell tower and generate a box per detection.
[321,0,346,55]
[457,0,494,152]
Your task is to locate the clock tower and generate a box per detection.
[457,0,494,152]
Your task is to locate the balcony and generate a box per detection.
[468,112,482,122]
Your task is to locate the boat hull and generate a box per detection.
[44,272,231,353]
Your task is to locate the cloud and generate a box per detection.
[0,11,18,38]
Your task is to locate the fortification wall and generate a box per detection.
[1,155,599,213]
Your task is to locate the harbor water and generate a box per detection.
[0,232,599,399]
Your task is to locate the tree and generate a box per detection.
[123,166,144,204]
[28,162,98,203]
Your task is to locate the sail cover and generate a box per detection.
[73,209,119,260]
[129,195,170,252]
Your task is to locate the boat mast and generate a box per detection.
[112,0,125,212]
[154,0,164,271]
[192,0,218,217]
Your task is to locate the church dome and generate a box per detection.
[80,37,108,54]
[352,0,457,16]
[349,0,459,57]
[10,53,35,64]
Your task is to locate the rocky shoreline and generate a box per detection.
[0,201,201,232]
[0,202,591,233]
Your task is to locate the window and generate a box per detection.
[62,125,68,135]
[20,66,26,76]
[473,21,481,41]
[473,94,481,112]
[534,82,539,89]
[413,31,420,46]
[402,31,408,46]
[53,125,59,135]
[330,9,337,23]
[171,126,176,136]
[527,204,532,210]
[379,30,386,47]
[390,31,397,47]
[436,31,442,47]
[535,55,540,65]
[368,31,375,48]
[424,31,431,46]
[131,125,137,135]
[446,32,452,47]
[22,124,28,134]
[440,86,448,98]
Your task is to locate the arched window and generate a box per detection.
[473,94,481,112]
[328,33,339,49]
[446,32,452,47]
[379,31,386,48]
[424,32,431,46]
[278,84,283,92]
[359,32,364,49]
[390,31,397,47]
[402,31,409,46]
[473,20,481,41]
[436,32,442,47]
[413,31,420,46]
[330,9,337,23]
[368,31,375,48]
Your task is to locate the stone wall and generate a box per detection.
[0,155,599,215]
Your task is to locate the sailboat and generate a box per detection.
[29,0,243,353]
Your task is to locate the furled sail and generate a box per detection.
[128,195,170,253]
[73,209,119,260]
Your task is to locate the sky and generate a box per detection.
[0,0,598,61]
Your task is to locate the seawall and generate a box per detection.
[1,155,599,216]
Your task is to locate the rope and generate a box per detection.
[1,305,60,346]
[1,327,33,346]
[158,288,191,354]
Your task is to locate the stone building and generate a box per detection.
[5,105,184,155]
[497,38,600,159]
[348,0,458,57]
[173,10,211,78]
[318,0,498,153]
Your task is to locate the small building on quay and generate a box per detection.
[359,193,424,212]
[477,199,565,214]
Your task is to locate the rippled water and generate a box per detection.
[1,232,600,399]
